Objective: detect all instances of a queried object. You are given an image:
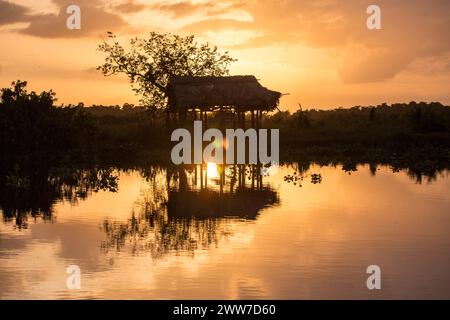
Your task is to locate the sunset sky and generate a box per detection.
[0,0,449,111]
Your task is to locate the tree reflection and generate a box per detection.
[0,167,118,229]
[284,158,450,185]
[100,165,280,258]
[1,157,448,253]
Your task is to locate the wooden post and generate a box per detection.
[205,163,208,189]
[255,110,259,130]
[230,165,236,194]
[251,110,255,128]
[258,110,262,129]
[251,164,255,189]
[200,163,204,189]
[194,165,198,186]
[259,168,263,189]
[219,165,223,194]
[238,165,242,189]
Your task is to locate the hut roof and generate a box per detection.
[167,75,281,112]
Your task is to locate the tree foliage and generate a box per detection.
[97,32,237,110]
[0,80,96,167]
[1,80,56,110]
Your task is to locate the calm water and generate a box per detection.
[1,163,449,299]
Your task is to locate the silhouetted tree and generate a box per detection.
[0,80,96,167]
[369,107,376,121]
[294,104,311,128]
[1,80,55,109]
[97,32,236,110]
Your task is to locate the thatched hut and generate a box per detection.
[167,75,281,126]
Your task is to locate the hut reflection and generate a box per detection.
[101,165,279,258]
[168,164,278,219]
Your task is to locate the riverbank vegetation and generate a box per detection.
[1,80,449,170]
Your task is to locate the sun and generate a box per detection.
[206,162,219,178]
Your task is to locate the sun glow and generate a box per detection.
[206,162,219,178]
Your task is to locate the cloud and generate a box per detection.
[0,0,32,25]
[155,1,209,18]
[21,6,126,38]
[229,34,301,50]
[183,18,253,33]
[153,0,246,18]
[112,0,146,14]
[405,53,450,76]
[1,0,127,38]
[338,48,412,83]
[84,66,99,74]
[177,0,450,82]
[2,0,449,83]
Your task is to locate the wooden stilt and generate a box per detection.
[194,165,198,186]
[238,165,242,189]
[251,110,255,128]
[219,165,223,194]
[230,165,236,193]
[200,164,203,189]
[258,110,262,129]
[259,170,263,189]
[205,163,208,189]
[251,165,255,189]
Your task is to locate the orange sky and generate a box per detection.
[0,0,449,111]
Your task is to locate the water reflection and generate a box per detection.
[0,167,118,229]
[285,158,450,184]
[0,160,449,299]
[1,159,448,231]
[101,164,279,257]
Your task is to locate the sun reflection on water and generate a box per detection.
[207,162,219,178]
